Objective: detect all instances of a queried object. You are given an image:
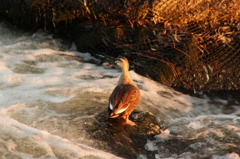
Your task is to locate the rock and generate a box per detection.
[83,111,161,159]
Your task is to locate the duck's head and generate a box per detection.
[115,57,129,69]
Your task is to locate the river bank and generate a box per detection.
[0,0,239,92]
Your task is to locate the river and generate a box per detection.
[0,22,239,159]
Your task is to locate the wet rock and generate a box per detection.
[83,111,161,159]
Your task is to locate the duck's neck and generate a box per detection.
[117,65,136,86]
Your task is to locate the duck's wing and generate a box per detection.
[109,84,140,116]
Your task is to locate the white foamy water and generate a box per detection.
[0,22,239,159]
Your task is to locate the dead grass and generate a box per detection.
[30,0,240,90]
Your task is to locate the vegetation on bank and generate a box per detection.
[0,0,239,91]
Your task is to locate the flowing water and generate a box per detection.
[0,22,239,159]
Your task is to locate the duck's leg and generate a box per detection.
[125,119,136,126]
[122,115,136,126]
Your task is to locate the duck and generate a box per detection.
[108,57,140,126]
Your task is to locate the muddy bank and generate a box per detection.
[0,0,239,91]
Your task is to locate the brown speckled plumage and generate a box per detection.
[108,57,140,125]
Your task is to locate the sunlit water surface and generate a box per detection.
[0,22,239,159]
